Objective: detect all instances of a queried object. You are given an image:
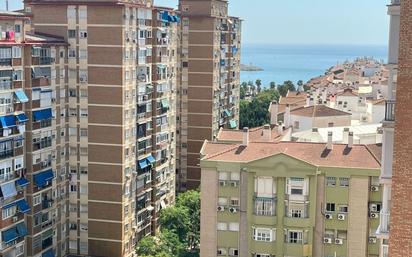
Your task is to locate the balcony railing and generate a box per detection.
[385,100,395,122]
[379,211,390,234]
[382,244,389,257]
[254,197,275,216]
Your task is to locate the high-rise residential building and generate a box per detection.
[5,1,179,256]
[200,129,383,257]
[176,0,242,191]
[376,0,400,256]
[388,0,412,256]
[0,10,67,257]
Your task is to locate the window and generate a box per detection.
[12,46,21,58]
[253,228,274,242]
[255,254,270,257]
[2,206,16,219]
[68,49,76,58]
[182,61,188,68]
[80,89,88,97]
[218,197,227,206]
[287,177,305,195]
[339,177,349,187]
[15,24,21,33]
[230,198,239,206]
[230,172,240,181]
[79,50,87,59]
[217,222,227,231]
[218,171,228,181]
[80,109,88,117]
[291,209,303,218]
[254,198,274,216]
[80,129,88,137]
[33,194,41,206]
[79,31,87,38]
[228,223,239,231]
[328,122,334,127]
[68,30,76,38]
[287,230,303,244]
[326,203,335,212]
[326,177,336,186]
[255,177,274,197]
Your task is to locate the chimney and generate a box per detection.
[284,104,291,128]
[269,101,278,126]
[242,127,249,146]
[342,127,350,144]
[326,131,333,150]
[348,132,354,148]
[262,125,271,142]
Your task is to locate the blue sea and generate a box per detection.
[240,44,388,87]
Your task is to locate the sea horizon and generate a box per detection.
[240,43,388,87]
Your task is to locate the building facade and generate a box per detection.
[376,1,400,256]
[200,133,382,257]
[176,0,241,191]
[0,1,180,256]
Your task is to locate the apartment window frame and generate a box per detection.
[339,177,349,187]
[287,230,303,244]
[326,177,336,186]
[253,227,274,242]
[326,203,336,212]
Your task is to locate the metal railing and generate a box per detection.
[385,100,395,121]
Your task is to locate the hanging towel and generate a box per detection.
[8,31,15,41]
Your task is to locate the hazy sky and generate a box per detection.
[5,0,390,45]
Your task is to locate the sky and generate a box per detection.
[5,0,390,46]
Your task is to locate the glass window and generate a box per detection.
[253,228,273,242]
[326,203,335,212]
[326,177,336,186]
[288,231,303,244]
[339,177,349,187]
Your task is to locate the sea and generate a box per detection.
[240,44,388,87]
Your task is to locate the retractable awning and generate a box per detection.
[16,177,29,187]
[138,159,148,170]
[146,155,156,164]
[16,199,30,213]
[33,108,52,122]
[42,248,55,257]
[0,115,16,128]
[0,181,17,199]
[229,119,237,129]
[16,113,28,123]
[14,89,29,103]
[2,226,18,244]
[16,222,27,237]
[33,169,54,187]
[160,99,169,109]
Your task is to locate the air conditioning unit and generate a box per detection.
[337,213,346,220]
[219,181,226,186]
[335,238,343,245]
[370,212,379,219]
[323,237,332,244]
[370,186,379,192]
[369,237,377,244]
[370,204,378,212]
[229,207,237,213]
[325,213,333,220]
[12,216,18,222]
[217,206,225,212]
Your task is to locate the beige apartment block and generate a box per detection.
[177,0,242,191]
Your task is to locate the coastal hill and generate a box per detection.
[241,63,264,71]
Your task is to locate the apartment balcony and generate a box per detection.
[377,211,390,239]
[0,58,12,67]
[384,100,395,122]
[254,196,276,216]
[285,194,309,202]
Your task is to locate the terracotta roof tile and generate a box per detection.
[216,126,287,142]
[201,141,381,169]
[290,105,351,117]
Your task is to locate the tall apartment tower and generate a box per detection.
[376,0,400,256]
[23,1,178,256]
[177,0,241,191]
[389,0,412,256]
[0,11,67,257]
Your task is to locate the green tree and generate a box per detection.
[159,206,190,242]
[270,81,276,89]
[176,190,200,250]
[277,80,296,97]
[297,80,304,91]
[255,79,262,93]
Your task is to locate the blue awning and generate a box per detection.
[33,108,52,122]
[16,113,28,123]
[33,169,54,187]
[224,109,231,117]
[14,89,29,103]
[16,177,29,187]
[146,155,156,164]
[220,59,226,66]
[0,115,16,128]
[2,201,16,209]
[16,199,30,213]
[42,249,55,257]
[16,222,27,237]
[174,16,180,23]
[2,227,18,244]
[138,159,148,169]
[0,181,17,200]
[161,11,169,21]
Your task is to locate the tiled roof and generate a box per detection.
[278,92,307,114]
[290,105,351,117]
[216,126,287,143]
[201,141,381,169]
[369,98,386,106]
[337,88,359,97]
